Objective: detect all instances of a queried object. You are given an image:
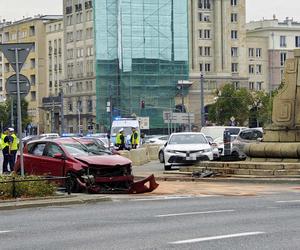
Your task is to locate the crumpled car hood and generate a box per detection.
[75,155,131,166]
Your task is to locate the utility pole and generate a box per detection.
[200,73,205,127]
[60,90,64,135]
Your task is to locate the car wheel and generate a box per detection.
[231,151,240,160]
[158,150,164,163]
[67,173,81,193]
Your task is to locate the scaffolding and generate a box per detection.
[94,0,189,131]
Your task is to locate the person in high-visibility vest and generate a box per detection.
[1,128,13,174]
[130,127,139,149]
[115,128,125,150]
[8,128,19,172]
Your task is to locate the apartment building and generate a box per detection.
[62,0,96,134]
[0,15,62,134]
[188,0,248,126]
[247,17,300,91]
[42,18,65,133]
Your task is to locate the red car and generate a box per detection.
[15,138,158,194]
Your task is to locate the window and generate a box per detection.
[231,13,238,22]
[31,91,36,101]
[198,30,202,39]
[249,65,254,74]
[203,15,210,22]
[232,81,239,89]
[204,47,211,56]
[231,47,238,57]
[231,0,237,6]
[256,82,262,91]
[231,63,238,73]
[205,63,211,72]
[204,29,210,39]
[31,143,46,156]
[280,52,287,66]
[30,59,36,69]
[256,64,262,74]
[249,48,254,57]
[87,99,93,112]
[45,144,64,158]
[198,13,202,21]
[296,36,300,47]
[199,47,203,56]
[256,48,262,58]
[280,36,286,47]
[231,30,238,39]
[249,82,254,90]
[198,0,211,9]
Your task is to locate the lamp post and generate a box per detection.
[200,73,205,127]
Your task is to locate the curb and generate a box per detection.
[0,195,112,211]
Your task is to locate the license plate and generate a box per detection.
[186,156,196,160]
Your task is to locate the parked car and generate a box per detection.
[163,132,213,170]
[145,135,169,145]
[15,138,158,194]
[201,126,247,158]
[231,128,264,160]
[205,135,220,160]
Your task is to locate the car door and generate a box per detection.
[39,142,65,177]
[24,142,47,175]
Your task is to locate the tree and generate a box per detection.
[208,84,252,126]
[0,102,9,130]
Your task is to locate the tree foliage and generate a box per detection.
[208,84,273,127]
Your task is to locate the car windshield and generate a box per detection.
[62,141,109,156]
[169,134,207,145]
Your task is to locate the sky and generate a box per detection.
[0,0,299,23]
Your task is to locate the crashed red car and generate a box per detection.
[15,138,158,194]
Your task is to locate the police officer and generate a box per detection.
[1,128,13,174]
[130,127,139,149]
[116,128,125,150]
[8,128,18,172]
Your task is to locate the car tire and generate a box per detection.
[231,151,240,160]
[158,150,164,163]
[68,173,81,193]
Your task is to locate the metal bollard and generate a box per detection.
[12,177,16,198]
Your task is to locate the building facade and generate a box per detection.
[188,0,248,126]
[246,17,300,91]
[94,0,189,132]
[62,0,96,134]
[0,15,62,134]
[42,18,65,133]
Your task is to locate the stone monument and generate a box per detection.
[245,49,300,161]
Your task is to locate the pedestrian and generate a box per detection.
[8,128,18,172]
[115,128,125,150]
[130,127,139,149]
[1,128,13,174]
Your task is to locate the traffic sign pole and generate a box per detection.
[15,48,25,177]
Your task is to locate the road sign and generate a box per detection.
[6,74,30,97]
[0,43,34,72]
[163,111,195,124]
[138,117,150,129]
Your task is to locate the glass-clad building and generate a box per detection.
[94,0,189,131]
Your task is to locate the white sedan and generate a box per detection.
[163,132,213,170]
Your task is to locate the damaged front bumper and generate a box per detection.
[75,174,159,194]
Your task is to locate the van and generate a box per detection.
[200,126,247,156]
[111,118,140,147]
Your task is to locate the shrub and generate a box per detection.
[0,175,56,199]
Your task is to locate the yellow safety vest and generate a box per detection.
[116,133,122,145]
[11,134,19,151]
[131,131,139,145]
[0,134,9,150]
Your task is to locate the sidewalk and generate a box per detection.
[0,193,111,211]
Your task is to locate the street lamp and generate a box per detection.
[77,104,81,134]
[200,73,205,127]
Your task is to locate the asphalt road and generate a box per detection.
[0,191,300,250]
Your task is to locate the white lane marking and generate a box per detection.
[132,195,217,202]
[276,200,300,203]
[0,231,11,234]
[156,209,235,218]
[169,232,265,245]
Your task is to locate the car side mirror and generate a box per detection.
[164,142,167,147]
[53,153,65,159]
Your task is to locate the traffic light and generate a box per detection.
[140,100,145,109]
